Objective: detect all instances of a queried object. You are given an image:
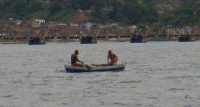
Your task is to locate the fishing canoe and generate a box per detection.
[65,63,127,73]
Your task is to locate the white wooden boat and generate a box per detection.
[65,63,127,73]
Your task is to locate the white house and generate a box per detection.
[35,19,45,24]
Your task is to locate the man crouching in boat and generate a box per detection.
[71,50,84,66]
[107,50,118,65]
[71,50,92,71]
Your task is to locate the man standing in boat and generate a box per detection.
[71,50,84,66]
[107,50,118,65]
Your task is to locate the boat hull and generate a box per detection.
[65,63,126,73]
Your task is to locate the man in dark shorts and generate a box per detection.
[71,50,84,66]
[107,50,118,65]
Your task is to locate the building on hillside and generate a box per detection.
[56,22,68,29]
[127,25,137,33]
[20,20,32,29]
[82,22,92,29]
[47,22,56,28]
[40,23,49,30]
[91,23,102,29]
[35,19,45,24]
[70,22,79,28]
[32,19,45,28]
[154,0,181,15]
[105,23,119,28]
[16,20,22,25]
[32,21,40,28]
[0,21,9,28]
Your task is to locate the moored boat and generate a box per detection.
[65,63,127,73]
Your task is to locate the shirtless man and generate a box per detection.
[107,50,118,65]
[71,50,84,66]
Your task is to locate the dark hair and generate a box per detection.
[108,50,112,53]
[75,50,79,54]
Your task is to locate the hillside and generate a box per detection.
[0,0,200,27]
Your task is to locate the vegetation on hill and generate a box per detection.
[160,0,200,27]
[0,0,199,27]
[0,0,158,25]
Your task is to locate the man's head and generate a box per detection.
[108,50,112,55]
[75,50,79,55]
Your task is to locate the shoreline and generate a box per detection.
[1,38,196,44]
[0,40,177,44]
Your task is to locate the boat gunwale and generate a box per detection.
[65,63,127,72]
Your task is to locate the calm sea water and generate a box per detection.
[0,41,200,107]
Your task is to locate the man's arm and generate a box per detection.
[116,56,118,62]
[77,57,84,64]
[114,54,118,62]
[107,55,109,63]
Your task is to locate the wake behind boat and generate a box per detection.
[65,63,127,73]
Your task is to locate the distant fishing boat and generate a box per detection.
[65,63,127,73]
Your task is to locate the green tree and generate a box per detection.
[49,2,61,14]
[122,2,142,24]
[70,0,93,10]
[140,2,158,24]
[27,1,43,13]
[91,7,109,24]
[160,0,200,27]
